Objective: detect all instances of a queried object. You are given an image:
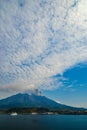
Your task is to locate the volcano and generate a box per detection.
[0,93,85,111]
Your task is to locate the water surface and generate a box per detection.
[0,114,87,130]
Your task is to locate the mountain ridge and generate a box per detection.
[0,93,86,111]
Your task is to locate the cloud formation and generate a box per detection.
[0,0,87,94]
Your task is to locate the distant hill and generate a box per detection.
[0,93,85,111]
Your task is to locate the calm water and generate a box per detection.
[0,115,87,130]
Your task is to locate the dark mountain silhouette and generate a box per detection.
[0,93,85,111]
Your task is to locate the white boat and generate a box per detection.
[47,112,54,115]
[10,112,18,116]
[31,112,37,115]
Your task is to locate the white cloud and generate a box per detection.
[0,0,87,95]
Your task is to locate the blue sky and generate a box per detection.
[43,63,87,107]
[0,0,87,108]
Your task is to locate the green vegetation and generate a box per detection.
[0,107,87,115]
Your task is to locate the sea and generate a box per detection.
[0,114,87,130]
